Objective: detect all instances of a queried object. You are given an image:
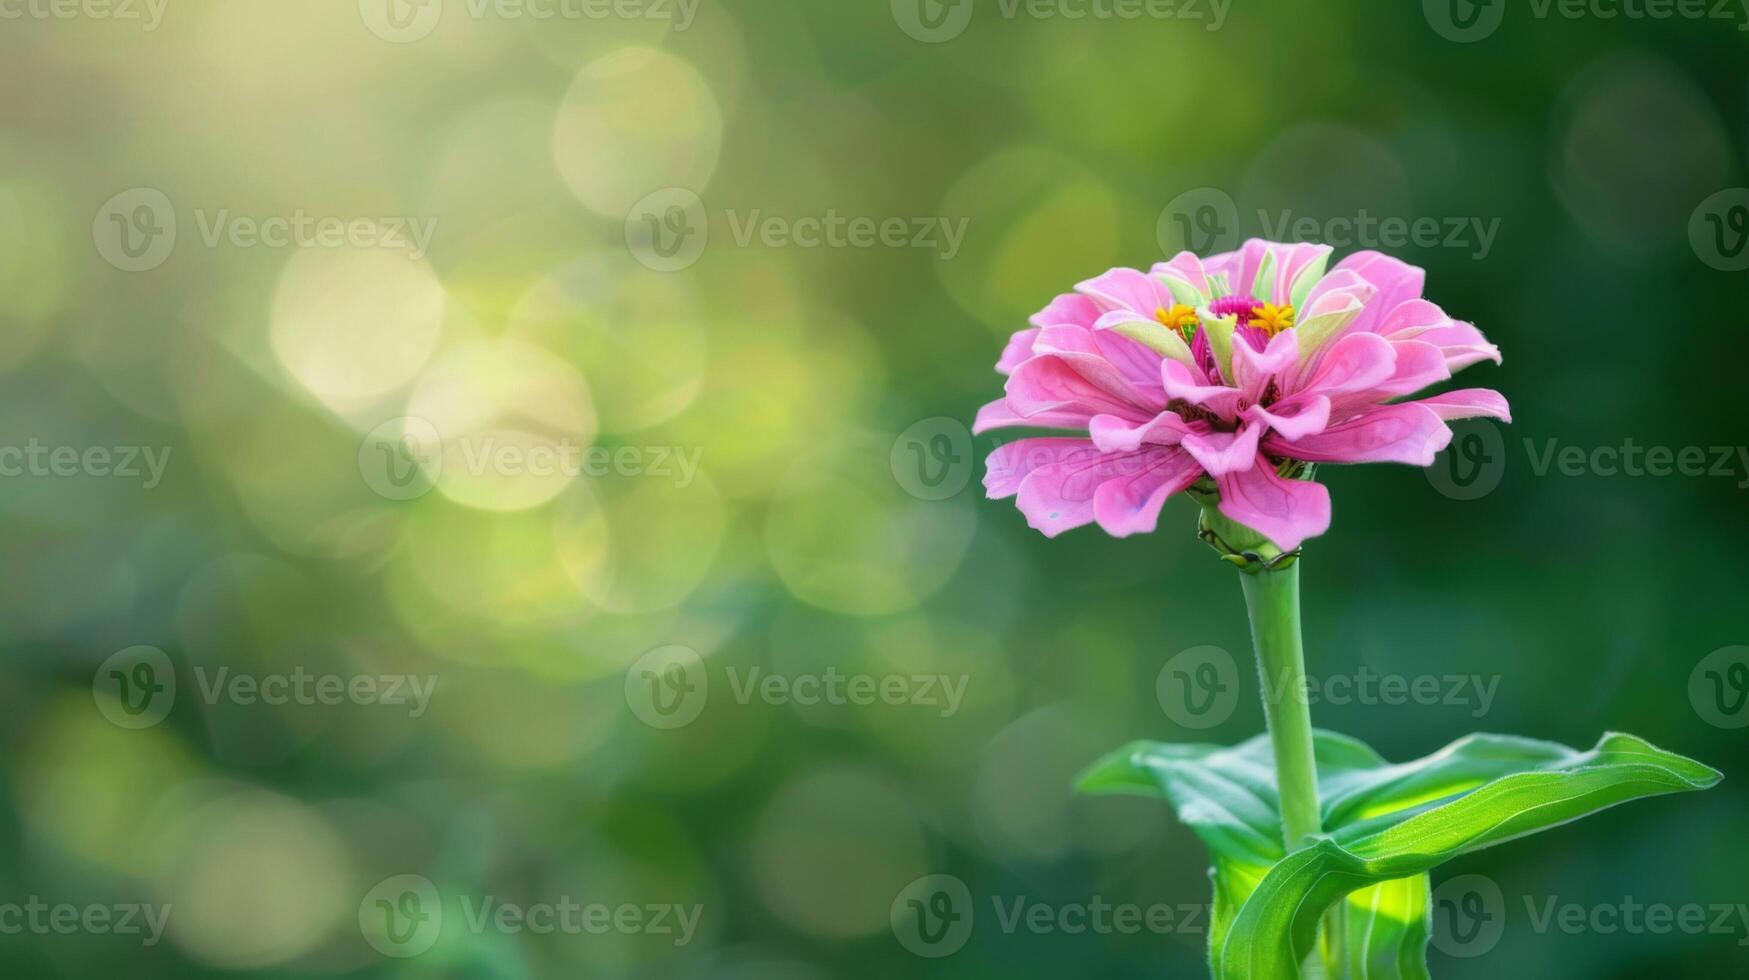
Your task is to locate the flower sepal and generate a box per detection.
[1188,480,1302,574]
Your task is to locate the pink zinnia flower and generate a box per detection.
[976,239,1510,552]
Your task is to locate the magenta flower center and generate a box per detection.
[1209,295,1263,322]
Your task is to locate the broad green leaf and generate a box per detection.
[1109,318,1195,366]
[1079,730,1719,980]
[1329,875,1432,980]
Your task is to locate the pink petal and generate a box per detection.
[1270,403,1451,465]
[1332,251,1426,334]
[984,438,1095,499]
[1181,422,1262,477]
[1372,301,1502,372]
[972,398,1090,435]
[1207,239,1267,296]
[1410,388,1512,423]
[1246,395,1332,441]
[1292,332,1398,399]
[1264,242,1335,304]
[1030,292,1101,330]
[1215,461,1332,553]
[1088,314,1170,398]
[1093,448,1203,537]
[1302,270,1377,317]
[1361,339,1452,400]
[1032,324,1164,406]
[1088,411,1194,453]
[996,328,1040,375]
[1075,267,1171,317]
[1150,251,1212,300]
[1231,328,1298,404]
[1162,359,1242,419]
[1015,447,1156,537]
[1005,354,1151,422]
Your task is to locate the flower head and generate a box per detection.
[976,240,1510,553]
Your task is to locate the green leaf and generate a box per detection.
[1079,730,1720,980]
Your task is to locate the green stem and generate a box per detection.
[1238,563,1321,851]
[1239,561,1343,976]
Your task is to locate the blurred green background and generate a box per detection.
[1,0,1747,976]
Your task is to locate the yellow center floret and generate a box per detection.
[1155,304,1201,340]
[1249,303,1296,336]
